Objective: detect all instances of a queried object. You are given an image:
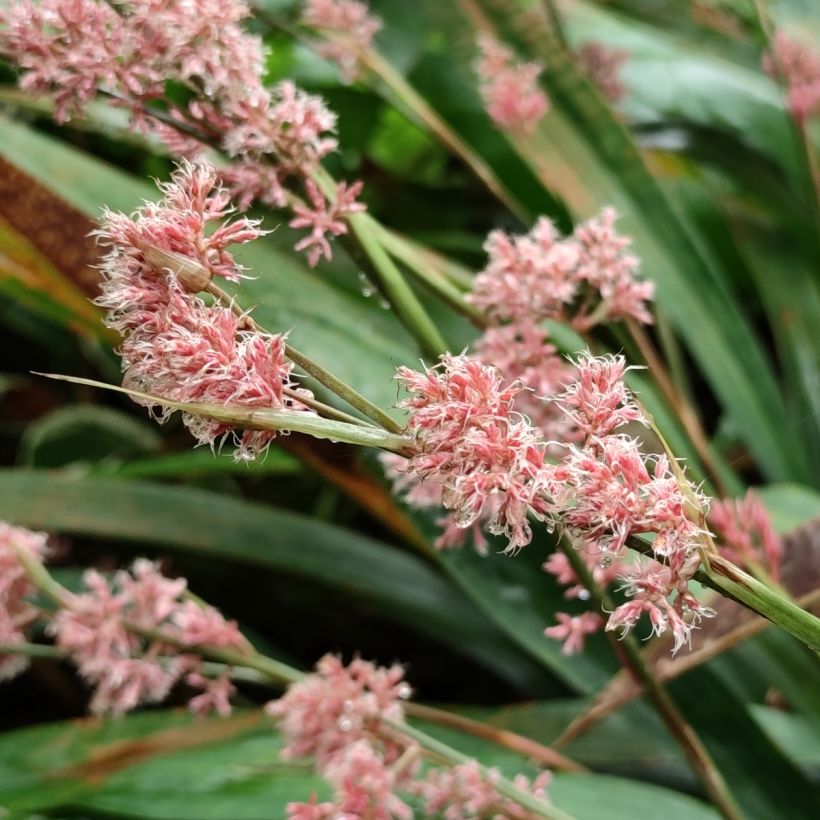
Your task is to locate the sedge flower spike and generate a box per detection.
[475,33,550,134]
[577,42,629,104]
[710,490,782,582]
[1,1,362,264]
[50,559,246,715]
[267,654,411,768]
[0,523,49,681]
[95,159,315,461]
[302,0,383,83]
[396,354,556,552]
[764,31,820,123]
[469,209,653,331]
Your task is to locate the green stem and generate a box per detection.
[559,537,743,820]
[38,373,414,454]
[386,719,575,820]
[698,552,820,654]
[374,224,488,326]
[311,168,448,360]
[0,642,62,659]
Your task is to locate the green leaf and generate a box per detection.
[0,709,325,816]
[18,405,162,468]
[0,469,545,690]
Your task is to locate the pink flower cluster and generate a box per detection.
[577,42,629,104]
[469,208,654,330]
[764,31,820,123]
[0,0,365,264]
[0,523,49,681]
[394,354,556,552]
[51,558,245,715]
[302,0,383,83]
[272,655,551,818]
[475,33,550,134]
[710,490,782,582]
[95,159,315,460]
[545,354,714,653]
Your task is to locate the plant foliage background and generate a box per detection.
[0,0,819,817]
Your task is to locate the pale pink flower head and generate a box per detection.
[577,42,629,103]
[302,0,383,82]
[0,523,49,681]
[415,759,551,819]
[764,31,820,122]
[469,218,580,323]
[289,179,366,267]
[608,557,715,653]
[396,354,555,552]
[324,739,413,820]
[572,208,654,328]
[474,320,580,444]
[266,654,411,769]
[556,353,645,439]
[545,611,603,655]
[475,33,550,133]
[710,490,782,581]
[50,559,245,715]
[186,672,237,718]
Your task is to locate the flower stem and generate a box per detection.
[310,168,449,360]
[384,719,575,820]
[558,537,743,820]
[36,373,414,454]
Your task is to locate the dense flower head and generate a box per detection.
[95,160,315,460]
[0,1,361,263]
[396,354,556,552]
[710,490,782,582]
[415,762,551,819]
[50,559,246,714]
[267,654,411,769]
[577,42,629,103]
[0,523,49,681]
[302,0,383,82]
[556,353,645,439]
[763,31,820,122]
[475,33,550,133]
[469,209,653,330]
[474,322,579,445]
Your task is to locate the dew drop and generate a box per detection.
[338,717,353,732]
[357,271,376,298]
[599,554,614,568]
[397,683,412,700]
[577,589,590,601]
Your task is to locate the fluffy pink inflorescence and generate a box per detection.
[95,159,315,461]
[290,180,366,267]
[0,1,362,264]
[577,42,629,103]
[710,490,782,582]
[396,354,557,552]
[544,354,714,651]
[302,0,383,83]
[415,761,551,819]
[468,209,653,331]
[266,654,411,769]
[475,33,550,133]
[50,558,245,715]
[0,523,49,681]
[764,31,820,123]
